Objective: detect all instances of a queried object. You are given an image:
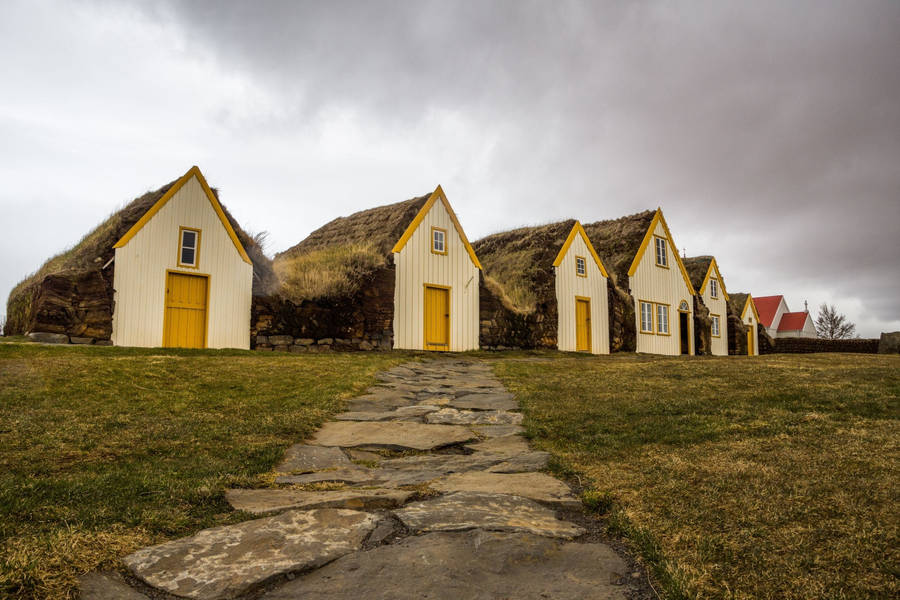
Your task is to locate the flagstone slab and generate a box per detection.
[125,509,378,600]
[334,405,440,422]
[275,445,351,473]
[310,421,474,451]
[470,424,525,438]
[430,472,580,508]
[225,488,413,514]
[486,451,551,473]
[425,408,523,426]
[79,572,148,599]
[275,467,379,485]
[445,393,518,411]
[466,434,531,455]
[263,530,629,600]
[394,491,584,539]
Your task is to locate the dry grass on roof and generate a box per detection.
[581,210,656,287]
[472,220,577,313]
[729,292,751,316]
[273,194,429,302]
[682,256,715,292]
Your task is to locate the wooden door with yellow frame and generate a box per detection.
[424,285,450,351]
[163,271,208,348]
[575,297,591,352]
[747,323,755,356]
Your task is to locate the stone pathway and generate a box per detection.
[82,360,646,600]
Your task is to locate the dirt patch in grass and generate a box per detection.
[0,344,411,599]
[493,352,900,600]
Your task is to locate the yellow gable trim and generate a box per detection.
[552,221,609,278]
[626,209,695,294]
[114,166,252,265]
[699,257,730,301]
[741,296,760,322]
[391,185,483,270]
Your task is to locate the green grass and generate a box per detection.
[493,352,900,600]
[0,343,411,599]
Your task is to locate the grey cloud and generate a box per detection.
[3,0,899,336]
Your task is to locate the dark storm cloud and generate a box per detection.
[3,0,898,334]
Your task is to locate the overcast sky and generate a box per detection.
[2,0,898,336]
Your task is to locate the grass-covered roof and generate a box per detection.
[273,194,429,302]
[683,256,715,293]
[472,220,578,312]
[582,210,656,287]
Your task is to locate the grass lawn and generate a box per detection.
[494,352,900,600]
[0,343,411,599]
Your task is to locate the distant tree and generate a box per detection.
[815,303,856,340]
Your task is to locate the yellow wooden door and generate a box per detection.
[163,272,208,348]
[747,325,755,356]
[424,286,450,351]
[575,298,591,352]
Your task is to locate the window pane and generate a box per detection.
[576,257,586,275]
[181,247,195,265]
[656,238,667,266]
[182,230,196,249]
[657,304,668,334]
[641,302,652,331]
[433,230,445,252]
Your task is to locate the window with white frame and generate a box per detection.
[431,227,446,254]
[655,237,668,267]
[710,278,719,299]
[657,304,669,334]
[640,301,653,333]
[711,315,721,337]
[179,227,200,267]
[575,256,587,277]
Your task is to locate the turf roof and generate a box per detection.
[273,194,430,301]
[472,219,579,312]
[683,256,715,293]
[581,210,657,287]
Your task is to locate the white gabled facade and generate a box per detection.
[741,296,760,356]
[628,210,696,356]
[111,166,253,349]
[697,258,729,356]
[553,222,610,354]
[391,186,481,351]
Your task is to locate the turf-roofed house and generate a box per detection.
[5,166,273,349]
[729,293,761,355]
[473,220,610,354]
[683,256,731,356]
[269,186,483,352]
[584,209,697,355]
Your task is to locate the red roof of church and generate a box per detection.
[753,295,784,328]
[778,311,811,332]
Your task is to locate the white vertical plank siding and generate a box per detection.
[700,271,729,356]
[111,175,252,349]
[629,219,694,355]
[743,303,759,355]
[393,200,480,351]
[554,233,610,354]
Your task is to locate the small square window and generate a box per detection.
[657,304,669,334]
[575,256,587,277]
[431,227,447,255]
[655,237,668,267]
[178,228,200,267]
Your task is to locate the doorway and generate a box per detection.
[678,311,690,355]
[424,285,450,351]
[575,297,591,352]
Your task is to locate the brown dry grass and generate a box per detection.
[274,242,384,301]
[494,352,900,600]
